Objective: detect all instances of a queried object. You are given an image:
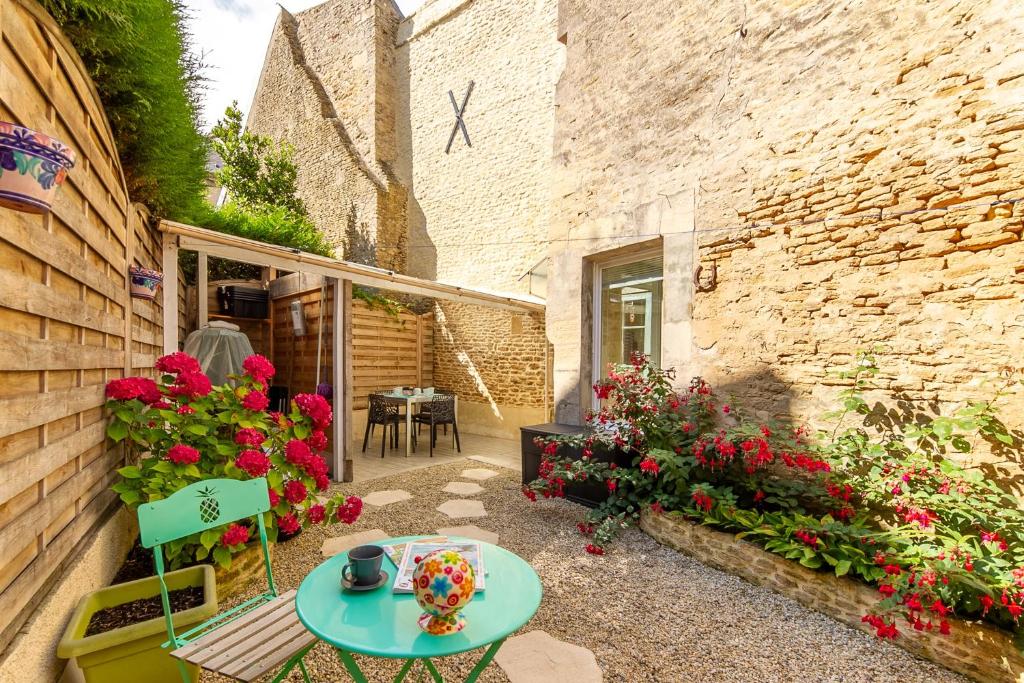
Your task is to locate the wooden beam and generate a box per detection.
[416,315,423,388]
[331,278,352,482]
[198,251,208,327]
[162,232,179,353]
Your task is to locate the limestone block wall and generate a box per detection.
[395,0,560,434]
[247,1,407,270]
[549,0,1024,449]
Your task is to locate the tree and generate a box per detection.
[210,102,306,217]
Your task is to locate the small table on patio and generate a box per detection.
[295,535,542,682]
[378,390,458,457]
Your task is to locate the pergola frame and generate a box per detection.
[159,220,544,482]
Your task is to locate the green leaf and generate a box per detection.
[185,424,209,436]
[106,420,129,442]
[799,555,823,569]
[118,465,142,479]
[213,546,232,569]
[200,529,218,549]
[835,560,852,576]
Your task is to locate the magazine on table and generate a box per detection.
[388,539,486,593]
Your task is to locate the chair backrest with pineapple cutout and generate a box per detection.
[138,477,272,549]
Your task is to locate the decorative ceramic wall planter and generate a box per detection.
[0,121,76,214]
[56,565,217,683]
[129,266,163,300]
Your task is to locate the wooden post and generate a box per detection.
[332,278,353,482]
[162,232,179,354]
[415,315,423,387]
[198,251,208,327]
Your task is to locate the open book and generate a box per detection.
[384,539,486,593]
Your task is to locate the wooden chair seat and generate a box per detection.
[170,590,315,682]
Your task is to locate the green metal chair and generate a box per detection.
[137,477,315,683]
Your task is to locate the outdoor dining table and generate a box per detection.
[295,535,542,682]
[378,389,458,457]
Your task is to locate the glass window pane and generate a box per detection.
[597,255,662,381]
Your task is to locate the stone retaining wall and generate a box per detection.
[640,510,1024,683]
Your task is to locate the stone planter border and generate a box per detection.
[640,510,1024,683]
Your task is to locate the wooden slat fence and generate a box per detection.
[0,0,182,651]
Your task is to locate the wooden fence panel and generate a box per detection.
[0,0,178,651]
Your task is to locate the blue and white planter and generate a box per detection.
[129,266,163,300]
[0,121,76,214]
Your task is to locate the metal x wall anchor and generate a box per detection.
[445,80,474,154]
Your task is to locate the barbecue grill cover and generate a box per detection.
[183,321,255,386]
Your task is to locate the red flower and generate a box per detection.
[639,458,660,475]
[878,584,896,597]
[294,393,332,428]
[242,354,276,383]
[268,488,281,507]
[593,383,612,400]
[307,504,326,524]
[235,428,265,447]
[722,404,731,414]
[277,512,300,535]
[691,490,713,512]
[576,522,594,535]
[285,439,312,466]
[980,595,994,615]
[106,376,163,404]
[650,501,665,514]
[168,371,212,400]
[306,430,328,452]
[335,496,362,524]
[543,441,559,456]
[585,543,604,555]
[166,444,200,465]
[753,490,766,503]
[939,620,951,635]
[283,480,308,504]
[236,449,271,477]
[1008,604,1023,621]
[606,478,617,492]
[522,487,537,502]
[242,390,269,412]
[314,473,330,491]
[156,352,201,375]
[221,523,250,547]
[177,404,195,415]
[883,564,902,576]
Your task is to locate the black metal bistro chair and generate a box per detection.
[412,393,460,457]
[363,394,402,458]
[416,388,453,436]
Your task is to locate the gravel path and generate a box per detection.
[209,460,966,682]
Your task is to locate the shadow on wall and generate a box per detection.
[433,303,502,420]
[392,28,436,281]
[344,201,376,266]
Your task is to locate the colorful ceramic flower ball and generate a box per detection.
[412,549,475,635]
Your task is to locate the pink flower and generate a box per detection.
[234,428,265,447]
[236,449,271,477]
[306,430,328,452]
[335,496,362,524]
[285,439,312,466]
[166,444,200,465]
[277,512,300,535]
[156,352,201,375]
[722,404,731,414]
[241,390,269,412]
[294,393,332,428]
[242,354,276,383]
[307,504,326,524]
[283,479,307,504]
[639,458,660,475]
[177,404,195,415]
[105,377,162,404]
[221,523,250,547]
[268,488,281,507]
[168,371,212,400]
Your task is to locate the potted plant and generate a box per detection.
[105,352,363,598]
[57,565,216,683]
[129,266,164,300]
[0,121,76,214]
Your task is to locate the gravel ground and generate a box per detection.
[208,460,966,683]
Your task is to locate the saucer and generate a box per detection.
[342,570,389,592]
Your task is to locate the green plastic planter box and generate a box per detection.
[57,565,217,683]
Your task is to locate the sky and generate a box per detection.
[184,0,425,132]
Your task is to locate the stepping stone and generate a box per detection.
[495,630,602,683]
[436,525,499,545]
[442,481,485,496]
[460,468,499,481]
[436,499,487,519]
[362,489,413,507]
[320,529,390,557]
[469,455,516,469]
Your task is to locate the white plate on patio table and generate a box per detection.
[379,390,458,457]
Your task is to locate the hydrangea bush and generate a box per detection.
[106,352,361,568]
[526,352,1024,644]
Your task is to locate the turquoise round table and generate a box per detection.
[295,535,542,682]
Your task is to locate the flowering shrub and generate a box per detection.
[107,352,362,568]
[525,352,1024,644]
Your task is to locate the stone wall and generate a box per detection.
[548,0,1024,452]
[394,0,560,435]
[248,0,559,436]
[641,510,1024,682]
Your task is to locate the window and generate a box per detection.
[593,253,663,390]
